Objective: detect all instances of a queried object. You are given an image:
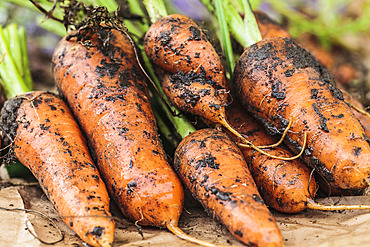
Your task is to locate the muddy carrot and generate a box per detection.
[144,13,230,125]
[52,24,184,226]
[233,36,370,191]
[0,91,114,247]
[144,13,289,158]
[51,14,221,246]
[174,128,284,246]
[226,101,318,213]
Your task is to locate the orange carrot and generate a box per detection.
[174,128,284,247]
[144,14,285,158]
[234,36,370,191]
[255,10,366,111]
[144,14,230,125]
[226,101,318,213]
[52,25,185,227]
[0,91,114,247]
[227,101,370,211]
[52,21,220,246]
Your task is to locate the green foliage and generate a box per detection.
[264,0,370,49]
[214,0,234,76]
[0,23,33,98]
[2,0,119,36]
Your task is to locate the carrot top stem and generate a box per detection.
[143,0,168,24]
[214,0,235,77]
[222,1,249,49]
[126,0,150,34]
[0,24,33,99]
[92,0,118,12]
[0,23,34,178]
[201,0,262,49]
[152,103,182,147]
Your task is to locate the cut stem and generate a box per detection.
[143,0,168,24]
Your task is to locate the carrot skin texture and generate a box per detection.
[144,14,226,85]
[234,37,370,190]
[255,10,369,136]
[254,12,370,194]
[174,128,284,247]
[255,11,365,115]
[254,10,334,71]
[144,14,229,124]
[52,29,184,227]
[226,102,317,213]
[0,91,114,247]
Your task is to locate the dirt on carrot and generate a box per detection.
[233,36,370,192]
[52,21,186,231]
[226,101,318,213]
[0,91,114,247]
[174,128,284,247]
[144,14,232,128]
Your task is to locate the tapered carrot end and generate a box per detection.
[65,216,115,247]
[307,198,370,211]
[166,220,226,247]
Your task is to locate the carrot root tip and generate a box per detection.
[307,198,370,211]
[166,221,224,247]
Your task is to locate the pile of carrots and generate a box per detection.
[1,2,370,247]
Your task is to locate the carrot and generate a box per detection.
[174,128,284,247]
[0,91,114,247]
[144,14,230,124]
[226,101,370,211]
[253,11,370,193]
[233,36,370,191]
[52,25,184,226]
[144,14,288,158]
[254,10,336,71]
[226,101,318,213]
[51,20,218,246]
